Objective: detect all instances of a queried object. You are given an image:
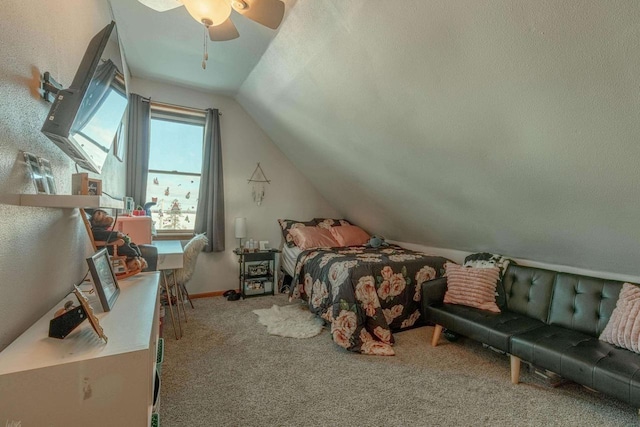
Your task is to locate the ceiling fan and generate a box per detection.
[137,0,285,68]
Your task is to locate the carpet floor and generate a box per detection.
[160,295,638,426]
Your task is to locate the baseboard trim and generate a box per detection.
[190,291,228,299]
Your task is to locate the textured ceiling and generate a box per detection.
[109,0,295,95]
[236,0,640,276]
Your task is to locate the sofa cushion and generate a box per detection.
[510,325,614,388]
[511,323,640,406]
[548,273,623,338]
[599,282,640,352]
[463,252,515,310]
[502,265,556,322]
[426,304,545,352]
[443,263,501,313]
[592,348,640,407]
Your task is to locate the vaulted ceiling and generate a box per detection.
[114,1,640,277]
[235,1,640,276]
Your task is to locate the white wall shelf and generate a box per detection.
[19,194,124,209]
[0,272,161,426]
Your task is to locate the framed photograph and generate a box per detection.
[259,240,270,251]
[38,157,57,195]
[86,248,120,311]
[23,151,48,194]
[73,285,108,343]
[87,178,102,196]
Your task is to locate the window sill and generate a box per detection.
[153,232,195,241]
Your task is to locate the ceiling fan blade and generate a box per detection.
[208,18,240,41]
[137,0,183,12]
[232,0,285,30]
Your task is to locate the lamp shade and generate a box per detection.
[234,217,247,239]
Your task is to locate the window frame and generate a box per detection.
[147,104,206,237]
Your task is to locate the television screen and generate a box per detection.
[42,21,128,174]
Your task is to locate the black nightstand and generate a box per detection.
[233,249,280,298]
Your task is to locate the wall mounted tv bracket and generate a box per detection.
[41,71,63,103]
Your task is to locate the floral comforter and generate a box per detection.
[290,245,448,355]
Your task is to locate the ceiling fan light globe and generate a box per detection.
[183,0,232,26]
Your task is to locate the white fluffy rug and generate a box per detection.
[252,304,324,338]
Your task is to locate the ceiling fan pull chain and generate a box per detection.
[202,25,208,69]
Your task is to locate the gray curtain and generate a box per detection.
[195,108,225,252]
[125,93,150,208]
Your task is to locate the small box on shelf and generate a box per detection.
[72,173,102,196]
[247,262,270,277]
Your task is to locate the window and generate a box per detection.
[145,107,205,234]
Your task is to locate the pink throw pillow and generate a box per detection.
[289,227,339,250]
[443,262,501,313]
[329,225,370,247]
[599,283,640,353]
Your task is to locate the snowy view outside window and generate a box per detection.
[145,116,204,232]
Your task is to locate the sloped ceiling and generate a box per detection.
[236,0,640,276]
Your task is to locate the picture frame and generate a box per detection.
[86,248,120,311]
[72,173,103,196]
[259,240,270,251]
[72,285,108,343]
[23,151,48,194]
[87,178,102,196]
[38,157,57,195]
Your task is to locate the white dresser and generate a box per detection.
[0,272,161,426]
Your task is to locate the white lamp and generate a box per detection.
[234,217,247,250]
[182,0,232,26]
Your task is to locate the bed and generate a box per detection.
[281,244,303,277]
[288,244,449,355]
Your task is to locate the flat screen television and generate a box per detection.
[41,21,128,174]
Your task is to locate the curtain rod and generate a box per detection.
[140,97,222,116]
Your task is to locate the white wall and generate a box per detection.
[0,0,126,351]
[129,77,339,294]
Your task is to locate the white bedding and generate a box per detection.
[281,245,303,276]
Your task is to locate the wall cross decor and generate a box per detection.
[247,162,270,206]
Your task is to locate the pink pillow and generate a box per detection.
[329,225,370,247]
[289,227,339,250]
[599,283,640,353]
[443,262,501,313]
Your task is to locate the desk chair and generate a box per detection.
[167,234,208,309]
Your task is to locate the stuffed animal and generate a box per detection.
[89,209,148,272]
[367,235,389,248]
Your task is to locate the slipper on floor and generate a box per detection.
[227,292,241,301]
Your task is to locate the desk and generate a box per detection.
[155,240,184,270]
[153,240,185,339]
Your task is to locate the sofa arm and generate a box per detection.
[422,277,447,308]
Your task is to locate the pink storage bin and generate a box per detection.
[114,216,152,244]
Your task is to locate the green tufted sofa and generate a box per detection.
[422,264,640,409]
